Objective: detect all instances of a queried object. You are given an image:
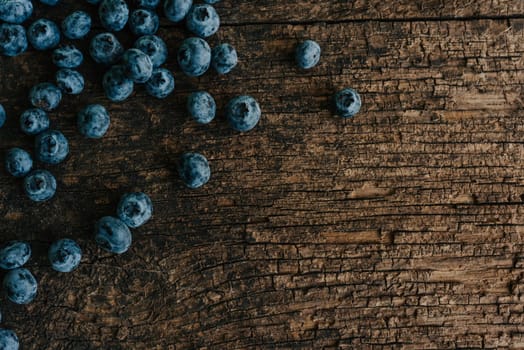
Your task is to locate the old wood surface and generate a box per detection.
[2,1,524,349]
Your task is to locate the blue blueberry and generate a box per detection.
[27,19,60,51]
[164,0,192,23]
[333,88,361,118]
[5,148,32,177]
[177,37,211,77]
[89,32,124,65]
[134,0,159,9]
[211,43,237,75]
[99,0,129,32]
[40,0,59,6]
[35,129,69,164]
[129,9,159,36]
[0,241,31,269]
[186,4,219,38]
[29,83,62,111]
[56,69,84,95]
[23,170,56,202]
[295,40,321,69]
[0,0,32,24]
[77,104,110,138]
[122,48,153,83]
[0,104,5,128]
[94,216,132,254]
[117,192,153,228]
[52,45,83,68]
[20,108,49,135]
[133,35,167,68]
[0,23,27,57]
[0,329,18,350]
[145,68,174,99]
[187,91,215,124]
[226,95,261,132]
[178,152,210,189]
[62,11,91,40]
[48,239,82,273]
[3,268,37,304]
[103,65,134,102]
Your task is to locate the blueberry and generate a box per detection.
[0,0,32,24]
[19,108,49,135]
[35,129,69,164]
[333,88,361,118]
[117,192,153,228]
[62,11,91,40]
[0,329,19,350]
[0,241,31,269]
[23,170,56,202]
[89,32,124,65]
[164,0,192,23]
[29,83,62,111]
[177,37,211,77]
[77,104,110,138]
[122,48,153,83]
[3,268,37,304]
[94,216,132,254]
[178,152,210,189]
[133,35,167,68]
[145,68,174,99]
[211,43,237,75]
[5,148,32,177]
[187,91,215,124]
[0,23,27,57]
[48,239,82,272]
[186,4,219,38]
[40,0,59,6]
[52,45,83,68]
[0,104,5,128]
[27,19,60,51]
[134,0,159,9]
[129,9,159,36]
[55,69,84,95]
[295,40,321,69]
[99,0,129,32]
[103,65,134,102]
[226,95,261,132]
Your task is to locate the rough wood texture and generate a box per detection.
[2,1,524,349]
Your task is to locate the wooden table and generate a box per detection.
[2,1,524,348]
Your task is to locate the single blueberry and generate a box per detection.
[0,329,19,350]
[187,91,215,124]
[0,23,27,57]
[27,19,60,51]
[103,65,134,102]
[23,169,56,202]
[177,37,211,77]
[164,0,192,23]
[0,104,5,128]
[0,0,32,24]
[333,88,361,118]
[122,48,153,83]
[77,104,110,138]
[211,43,237,75]
[29,83,62,111]
[35,129,69,164]
[145,68,174,99]
[40,0,59,6]
[48,239,82,273]
[134,0,159,9]
[94,216,132,254]
[52,45,83,68]
[56,69,84,95]
[99,0,129,32]
[3,268,37,304]
[186,4,219,38]
[89,32,124,65]
[133,35,167,68]
[117,192,153,228]
[295,40,321,69]
[5,148,32,177]
[20,108,49,135]
[226,95,261,132]
[178,152,210,189]
[0,241,31,270]
[61,11,91,40]
[129,9,159,36]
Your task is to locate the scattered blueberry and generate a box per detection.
[0,329,19,350]
[5,148,32,177]
[117,192,153,228]
[187,91,215,124]
[52,45,83,68]
[178,152,210,189]
[103,65,134,102]
[35,129,69,164]
[94,216,132,254]
[40,0,59,6]
[134,0,159,9]
[48,239,82,273]
[0,0,32,24]
[90,32,124,65]
[19,108,49,135]
[226,95,261,132]
[211,43,237,74]
[177,37,211,77]
[333,88,361,118]
[99,0,129,32]
[0,241,31,270]
[29,83,62,111]
[133,35,167,68]
[145,68,174,99]
[295,40,321,69]
[0,104,5,128]
[3,268,37,304]
[0,23,27,57]
[186,4,219,38]
[164,0,192,23]
[55,69,84,95]
[62,11,91,40]
[129,9,159,36]
[27,18,60,51]
[77,104,110,138]
[23,169,56,202]
[122,48,153,83]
